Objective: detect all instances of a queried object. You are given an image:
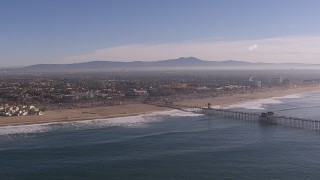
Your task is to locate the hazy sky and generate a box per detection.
[1,0,320,66]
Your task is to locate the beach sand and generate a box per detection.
[176,86,320,107]
[0,86,319,127]
[0,104,167,127]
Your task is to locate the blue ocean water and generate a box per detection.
[1,92,320,179]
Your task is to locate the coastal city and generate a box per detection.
[1,70,319,117]
[4,1,320,179]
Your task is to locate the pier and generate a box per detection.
[201,107,320,131]
[152,103,320,132]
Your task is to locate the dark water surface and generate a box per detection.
[1,93,320,179]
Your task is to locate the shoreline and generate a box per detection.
[0,86,319,127]
[176,86,320,107]
[0,104,169,127]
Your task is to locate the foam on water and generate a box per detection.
[70,115,152,128]
[223,98,282,110]
[0,124,51,136]
[217,92,309,110]
[149,109,203,117]
[0,110,201,136]
[277,93,305,99]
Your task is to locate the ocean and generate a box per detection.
[1,92,320,179]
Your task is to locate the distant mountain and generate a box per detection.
[5,57,319,73]
[151,57,253,66]
[24,57,209,70]
[21,57,256,71]
[153,57,208,66]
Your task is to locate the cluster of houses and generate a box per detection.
[0,105,43,117]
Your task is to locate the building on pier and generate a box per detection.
[259,112,277,123]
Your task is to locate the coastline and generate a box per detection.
[0,86,319,127]
[176,86,320,107]
[0,104,169,127]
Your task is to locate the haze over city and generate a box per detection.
[2,0,320,67]
[3,1,320,179]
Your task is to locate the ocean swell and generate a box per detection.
[216,92,308,110]
[0,110,202,136]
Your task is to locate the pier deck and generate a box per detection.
[153,103,320,132]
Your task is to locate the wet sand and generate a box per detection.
[0,104,167,127]
[0,86,319,127]
[176,86,320,107]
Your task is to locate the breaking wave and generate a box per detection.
[217,92,309,110]
[0,110,201,136]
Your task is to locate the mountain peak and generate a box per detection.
[17,57,267,73]
[155,57,206,66]
[176,57,203,61]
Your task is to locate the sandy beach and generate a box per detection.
[0,86,319,127]
[0,104,168,127]
[176,86,320,107]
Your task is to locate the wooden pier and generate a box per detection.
[200,107,320,131]
[151,102,320,132]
